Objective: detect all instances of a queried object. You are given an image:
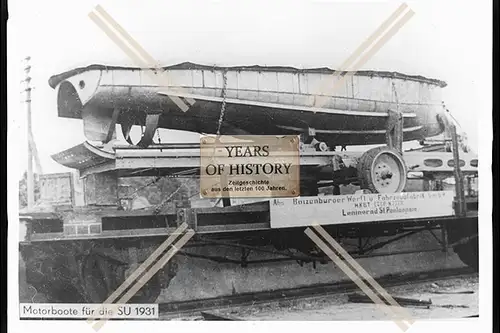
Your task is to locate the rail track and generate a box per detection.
[159,266,476,320]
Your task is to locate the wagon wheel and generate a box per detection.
[454,237,479,272]
[357,146,407,193]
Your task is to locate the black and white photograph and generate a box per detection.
[6,0,492,331]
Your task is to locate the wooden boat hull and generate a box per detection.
[49,62,447,146]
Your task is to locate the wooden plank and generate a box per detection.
[201,311,242,321]
[196,223,270,233]
[195,201,269,214]
[27,228,175,242]
[23,212,477,242]
[19,212,60,220]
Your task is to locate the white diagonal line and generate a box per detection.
[344,10,415,76]
[314,4,414,107]
[87,223,190,328]
[117,230,194,304]
[91,230,195,331]
[95,5,159,68]
[93,223,188,307]
[312,224,415,324]
[89,7,194,111]
[334,3,409,74]
[87,227,187,325]
[305,228,410,331]
[328,10,415,96]
[94,2,196,110]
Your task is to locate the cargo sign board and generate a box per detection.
[38,173,74,206]
[200,135,300,198]
[270,191,455,228]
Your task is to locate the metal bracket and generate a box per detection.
[240,248,250,268]
[176,209,186,227]
[137,113,161,148]
[176,208,197,230]
[331,155,342,172]
[300,127,316,144]
[220,173,231,207]
[120,111,161,148]
[103,108,121,143]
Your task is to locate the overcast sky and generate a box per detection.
[7,0,491,177]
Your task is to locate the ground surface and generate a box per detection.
[167,274,478,321]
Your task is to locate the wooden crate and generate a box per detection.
[38,173,74,206]
[84,173,118,206]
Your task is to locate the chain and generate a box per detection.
[119,176,188,214]
[153,183,185,215]
[216,70,228,136]
[122,176,163,201]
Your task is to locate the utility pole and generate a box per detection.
[22,56,34,209]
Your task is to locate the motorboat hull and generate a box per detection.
[49,62,447,146]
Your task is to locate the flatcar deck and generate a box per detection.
[51,141,478,178]
[19,198,477,243]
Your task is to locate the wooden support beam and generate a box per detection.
[386,110,404,154]
[451,125,466,217]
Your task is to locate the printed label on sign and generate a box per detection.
[200,135,300,198]
[19,303,158,319]
[270,191,455,228]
